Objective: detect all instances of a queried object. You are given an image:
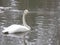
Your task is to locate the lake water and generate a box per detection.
[0,0,60,45]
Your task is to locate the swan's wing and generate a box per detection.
[2,24,20,33]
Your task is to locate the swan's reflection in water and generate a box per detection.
[1,32,29,45]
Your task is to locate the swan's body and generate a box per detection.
[2,9,31,34]
[2,24,30,33]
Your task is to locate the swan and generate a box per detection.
[2,9,31,34]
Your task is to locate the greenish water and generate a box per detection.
[0,0,60,45]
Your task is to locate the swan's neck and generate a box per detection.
[23,14,30,30]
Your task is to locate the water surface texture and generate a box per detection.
[0,0,60,45]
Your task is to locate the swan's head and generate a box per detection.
[24,9,29,15]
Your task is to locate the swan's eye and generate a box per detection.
[3,32,9,34]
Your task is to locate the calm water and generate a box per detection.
[0,0,60,45]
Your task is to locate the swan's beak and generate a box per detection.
[27,10,29,13]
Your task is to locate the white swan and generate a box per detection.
[2,9,31,34]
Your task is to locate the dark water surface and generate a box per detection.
[0,0,60,45]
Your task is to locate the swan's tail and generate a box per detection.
[2,30,9,34]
